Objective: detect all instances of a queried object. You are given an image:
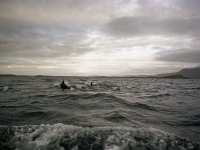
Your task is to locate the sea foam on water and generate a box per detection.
[0,124,199,150]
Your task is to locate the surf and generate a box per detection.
[0,123,199,150]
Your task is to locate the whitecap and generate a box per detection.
[1,124,198,150]
[3,86,9,91]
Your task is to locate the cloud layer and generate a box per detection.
[0,0,200,75]
[156,49,200,63]
[104,16,200,37]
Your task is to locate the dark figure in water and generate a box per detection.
[90,81,94,86]
[60,80,70,89]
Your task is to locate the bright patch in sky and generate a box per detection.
[0,0,199,75]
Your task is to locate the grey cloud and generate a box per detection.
[175,0,200,15]
[1,0,200,75]
[155,49,200,63]
[102,0,200,38]
[103,16,200,37]
[135,0,200,17]
[0,22,93,68]
[0,0,113,26]
[0,36,92,60]
[0,0,96,65]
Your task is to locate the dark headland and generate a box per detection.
[155,67,200,79]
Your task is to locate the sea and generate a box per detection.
[0,75,200,150]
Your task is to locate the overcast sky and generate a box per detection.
[0,0,200,76]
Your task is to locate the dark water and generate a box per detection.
[0,76,200,149]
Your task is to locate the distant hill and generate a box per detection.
[156,72,177,78]
[0,74,16,77]
[159,74,188,79]
[178,68,200,79]
[156,67,200,79]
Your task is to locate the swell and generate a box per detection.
[0,124,199,150]
[178,114,200,127]
[180,121,200,127]
[132,102,158,111]
[164,114,200,127]
[46,92,158,111]
[0,104,36,109]
[190,87,200,90]
[165,121,200,127]
[27,94,47,98]
[102,111,132,123]
[47,92,158,112]
[138,93,171,98]
[20,111,48,118]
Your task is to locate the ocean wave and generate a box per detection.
[51,82,95,91]
[0,123,199,150]
[132,102,158,111]
[0,105,18,108]
[51,82,62,88]
[21,111,48,118]
[42,78,55,82]
[30,101,41,104]
[102,111,132,123]
[190,87,200,90]
[0,104,32,109]
[0,86,9,91]
[27,94,47,98]
[46,92,117,100]
[138,93,171,98]
[180,121,200,127]
[45,92,158,112]
[3,86,9,91]
[164,118,200,127]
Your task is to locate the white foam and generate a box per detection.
[3,86,9,91]
[11,124,198,150]
[52,82,60,87]
[105,145,120,150]
[112,87,120,90]
[75,84,85,89]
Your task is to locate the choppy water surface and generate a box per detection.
[0,76,200,149]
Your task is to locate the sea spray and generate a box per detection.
[0,124,199,150]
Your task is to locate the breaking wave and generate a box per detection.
[0,123,199,150]
[0,86,9,91]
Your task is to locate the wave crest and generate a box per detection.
[0,124,199,150]
[138,93,171,98]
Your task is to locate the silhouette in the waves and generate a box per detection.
[60,80,70,89]
[90,81,95,86]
